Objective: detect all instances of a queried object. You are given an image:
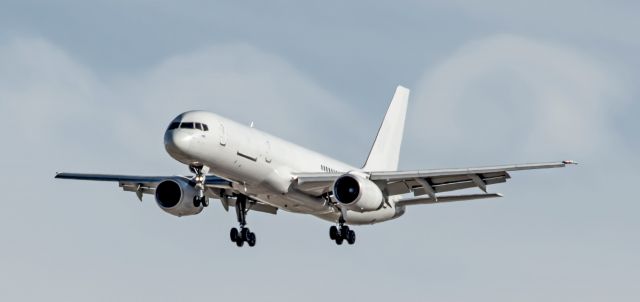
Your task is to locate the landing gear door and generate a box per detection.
[218,122,227,146]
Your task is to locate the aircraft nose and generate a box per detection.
[164,129,192,160]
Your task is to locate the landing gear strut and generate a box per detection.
[190,165,209,208]
[329,217,355,245]
[229,195,256,247]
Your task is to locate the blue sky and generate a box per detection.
[1,1,638,301]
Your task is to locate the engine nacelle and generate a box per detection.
[154,178,203,217]
[333,173,385,212]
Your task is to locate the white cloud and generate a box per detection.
[406,34,627,166]
[0,37,367,172]
[111,43,366,162]
[0,37,100,145]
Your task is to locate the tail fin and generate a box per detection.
[362,85,410,171]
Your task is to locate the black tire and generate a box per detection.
[335,236,344,245]
[329,226,338,240]
[202,197,209,207]
[241,228,251,242]
[247,232,256,247]
[193,196,201,207]
[341,225,350,239]
[230,228,239,242]
[236,238,244,247]
[347,230,356,245]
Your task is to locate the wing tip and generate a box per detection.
[562,160,578,165]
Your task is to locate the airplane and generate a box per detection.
[56,86,576,247]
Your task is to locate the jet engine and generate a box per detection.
[333,172,385,212]
[154,178,203,217]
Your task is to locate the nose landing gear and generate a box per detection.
[190,165,209,208]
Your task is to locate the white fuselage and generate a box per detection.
[164,111,403,225]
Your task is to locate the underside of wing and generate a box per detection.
[292,172,342,196]
[384,170,511,196]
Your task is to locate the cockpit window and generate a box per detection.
[181,122,195,129]
[171,121,209,131]
[168,122,180,130]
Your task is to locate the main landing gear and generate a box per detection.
[229,195,257,247]
[329,218,356,245]
[190,165,209,208]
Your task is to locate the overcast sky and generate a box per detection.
[1,1,638,301]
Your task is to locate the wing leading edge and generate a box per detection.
[55,172,232,200]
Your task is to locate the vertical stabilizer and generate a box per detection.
[362,86,409,171]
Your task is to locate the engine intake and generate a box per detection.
[154,178,203,217]
[333,173,384,212]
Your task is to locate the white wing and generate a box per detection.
[55,173,232,197]
[293,160,577,204]
[55,173,278,214]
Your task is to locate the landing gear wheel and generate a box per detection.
[235,238,244,247]
[230,228,239,242]
[329,226,338,240]
[346,230,356,245]
[247,232,256,247]
[193,196,201,207]
[335,236,344,245]
[340,225,350,239]
[241,228,251,242]
[202,197,209,207]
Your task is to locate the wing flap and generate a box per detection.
[396,193,503,207]
[224,197,279,215]
[385,174,509,196]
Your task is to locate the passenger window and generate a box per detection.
[168,122,180,130]
[203,124,209,131]
[181,122,195,129]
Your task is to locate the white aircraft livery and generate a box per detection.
[56,86,576,247]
